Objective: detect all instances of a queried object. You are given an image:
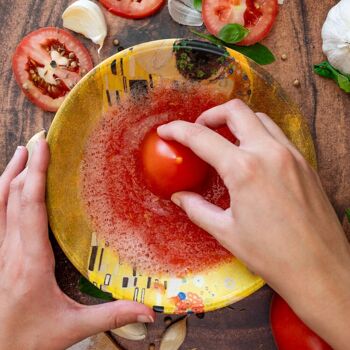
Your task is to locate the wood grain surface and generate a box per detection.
[0,0,349,349]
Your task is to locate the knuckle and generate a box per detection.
[110,313,122,330]
[270,144,295,166]
[183,123,206,142]
[9,178,22,194]
[239,154,259,181]
[218,154,238,181]
[20,193,32,208]
[228,98,243,109]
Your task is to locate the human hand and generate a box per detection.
[158,99,350,349]
[0,138,155,350]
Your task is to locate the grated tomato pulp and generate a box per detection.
[81,83,234,276]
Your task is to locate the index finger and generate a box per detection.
[157,121,239,176]
[196,99,269,144]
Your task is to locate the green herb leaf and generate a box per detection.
[218,24,249,44]
[313,62,333,79]
[193,0,202,11]
[78,276,114,301]
[228,43,275,65]
[346,208,350,223]
[314,61,350,93]
[191,30,275,65]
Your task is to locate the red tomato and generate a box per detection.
[12,27,93,112]
[141,129,210,199]
[100,0,164,19]
[202,0,278,46]
[270,294,332,350]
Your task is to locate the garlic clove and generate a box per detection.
[111,323,147,341]
[321,0,350,75]
[168,0,203,26]
[62,0,107,53]
[160,317,187,350]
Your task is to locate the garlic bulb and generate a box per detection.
[322,0,350,74]
[62,0,107,53]
[168,0,203,26]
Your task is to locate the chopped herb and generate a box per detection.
[196,70,206,78]
[173,39,232,80]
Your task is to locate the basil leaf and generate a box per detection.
[191,30,275,65]
[218,24,249,44]
[78,276,115,301]
[227,43,275,65]
[314,61,350,93]
[193,0,202,11]
[346,208,350,223]
[314,62,334,79]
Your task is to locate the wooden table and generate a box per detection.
[1,1,349,349]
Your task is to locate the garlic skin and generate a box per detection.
[168,0,203,26]
[322,0,350,74]
[62,0,107,53]
[160,317,187,350]
[111,323,147,341]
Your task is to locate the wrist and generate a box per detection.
[286,250,350,349]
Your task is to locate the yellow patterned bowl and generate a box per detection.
[47,39,316,314]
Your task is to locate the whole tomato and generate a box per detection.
[270,294,332,350]
[141,129,210,199]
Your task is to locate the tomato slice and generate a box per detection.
[100,0,165,19]
[12,27,93,112]
[202,0,278,46]
[141,129,210,199]
[270,294,332,350]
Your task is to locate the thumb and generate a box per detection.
[70,300,155,342]
[171,191,233,245]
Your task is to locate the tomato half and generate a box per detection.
[141,129,210,199]
[270,294,332,350]
[100,0,165,19]
[12,27,93,112]
[202,0,278,46]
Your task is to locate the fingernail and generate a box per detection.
[39,129,46,138]
[157,125,165,133]
[171,194,181,207]
[137,315,154,323]
[15,146,25,155]
[34,140,41,153]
